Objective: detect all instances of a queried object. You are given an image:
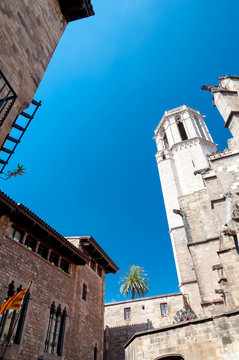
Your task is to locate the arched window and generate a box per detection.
[0,281,30,344]
[44,302,67,356]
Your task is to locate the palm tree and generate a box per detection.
[119,265,149,299]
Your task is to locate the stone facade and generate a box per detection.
[0,191,118,360]
[104,295,184,360]
[0,0,94,150]
[125,310,239,360]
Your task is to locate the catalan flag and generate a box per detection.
[0,286,29,315]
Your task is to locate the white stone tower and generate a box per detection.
[154,105,217,307]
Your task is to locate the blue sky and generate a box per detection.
[1,0,239,302]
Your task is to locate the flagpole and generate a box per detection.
[0,281,32,360]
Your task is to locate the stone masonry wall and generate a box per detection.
[125,310,239,360]
[0,0,67,145]
[0,216,104,360]
[104,294,183,360]
[177,139,239,316]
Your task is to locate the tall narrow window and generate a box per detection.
[82,284,87,301]
[124,308,131,320]
[94,343,98,360]
[163,132,169,149]
[44,302,67,356]
[160,303,168,316]
[177,122,188,141]
[0,281,29,344]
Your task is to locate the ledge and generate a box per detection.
[124,308,239,349]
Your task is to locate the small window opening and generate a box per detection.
[163,132,169,149]
[233,235,239,254]
[94,343,98,360]
[38,243,48,260]
[97,266,102,277]
[177,121,188,141]
[25,236,37,252]
[90,261,96,272]
[192,160,195,167]
[60,259,70,274]
[160,303,168,316]
[8,226,23,243]
[124,307,131,320]
[82,284,87,301]
[49,252,59,266]
[142,305,145,310]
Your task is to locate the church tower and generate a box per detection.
[154,105,217,311]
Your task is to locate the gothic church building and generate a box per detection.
[105,75,239,360]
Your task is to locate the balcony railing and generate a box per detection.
[0,70,17,127]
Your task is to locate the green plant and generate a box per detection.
[119,265,149,299]
[0,163,25,180]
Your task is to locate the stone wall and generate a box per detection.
[125,310,239,360]
[0,215,105,360]
[0,0,67,145]
[104,294,184,360]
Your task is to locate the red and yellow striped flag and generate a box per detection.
[0,286,29,315]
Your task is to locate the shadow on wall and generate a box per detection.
[155,356,184,360]
[104,320,153,360]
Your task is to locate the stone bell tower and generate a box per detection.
[154,105,217,311]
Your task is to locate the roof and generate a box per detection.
[105,292,182,307]
[66,236,119,274]
[59,0,94,22]
[0,190,88,265]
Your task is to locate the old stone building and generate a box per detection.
[0,0,94,170]
[0,190,118,360]
[104,294,184,360]
[105,75,239,360]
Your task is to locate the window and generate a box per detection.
[0,70,17,127]
[25,236,37,252]
[82,284,87,301]
[38,243,48,260]
[0,281,30,344]
[44,302,67,356]
[49,251,59,266]
[163,132,169,149]
[124,308,131,320]
[142,305,145,310]
[97,266,102,277]
[94,343,98,360]
[90,261,96,272]
[160,303,168,316]
[60,259,70,274]
[8,226,23,243]
[177,121,188,141]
